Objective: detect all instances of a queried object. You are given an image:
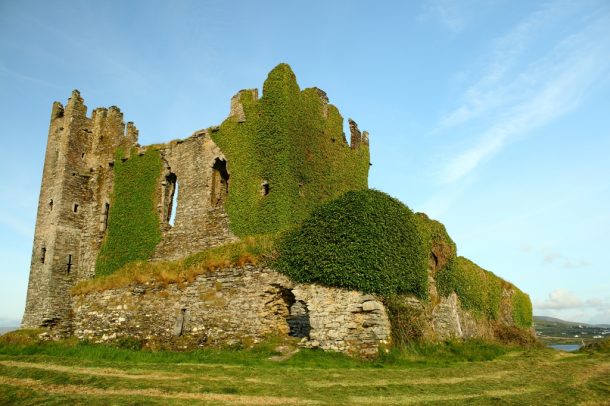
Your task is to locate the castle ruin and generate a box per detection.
[22,64,532,356]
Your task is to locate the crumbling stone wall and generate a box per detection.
[22,91,137,329]
[152,132,237,261]
[72,266,392,357]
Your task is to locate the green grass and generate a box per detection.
[1,332,608,405]
[75,235,277,295]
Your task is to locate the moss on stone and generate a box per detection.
[95,148,162,276]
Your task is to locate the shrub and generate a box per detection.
[275,189,428,298]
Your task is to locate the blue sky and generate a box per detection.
[1,0,609,326]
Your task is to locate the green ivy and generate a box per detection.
[512,290,533,328]
[95,148,162,276]
[210,63,370,236]
[437,257,505,319]
[274,189,429,298]
[414,212,457,272]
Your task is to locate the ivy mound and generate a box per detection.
[276,189,428,298]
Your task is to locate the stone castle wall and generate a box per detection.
[72,266,391,357]
[71,265,523,357]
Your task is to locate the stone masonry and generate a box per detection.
[72,266,391,357]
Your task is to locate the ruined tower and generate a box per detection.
[22,91,138,329]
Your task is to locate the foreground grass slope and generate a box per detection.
[1,332,608,405]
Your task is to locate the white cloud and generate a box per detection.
[438,2,610,183]
[422,0,469,32]
[536,289,584,310]
[521,245,590,269]
[535,289,610,324]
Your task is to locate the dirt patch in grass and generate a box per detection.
[349,386,541,404]
[0,375,318,405]
[307,370,512,387]
[0,360,186,381]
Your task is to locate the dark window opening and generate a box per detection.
[66,254,73,273]
[261,181,269,196]
[73,203,79,213]
[163,173,178,226]
[430,252,438,270]
[81,153,85,160]
[211,158,229,206]
[280,288,310,338]
[41,247,46,264]
[103,202,110,231]
[49,199,53,211]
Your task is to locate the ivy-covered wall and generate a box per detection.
[210,64,370,236]
[437,256,532,327]
[95,149,162,276]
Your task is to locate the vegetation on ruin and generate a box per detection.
[95,149,163,276]
[275,189,429,298]
[1,331,609,405]
[436,256,532,327]
[76,235,277,295]
[512,289,534,328]
[414,212,457,272]
[210,63,369,237]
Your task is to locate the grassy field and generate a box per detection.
[0,332,608,405]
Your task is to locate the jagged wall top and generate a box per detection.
[208,63,371,236]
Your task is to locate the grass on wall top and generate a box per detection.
[95,149,162,276]
[210,63,370,236]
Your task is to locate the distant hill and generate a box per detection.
[0,327,18,335]
[534,316,610,328]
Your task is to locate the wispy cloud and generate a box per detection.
[0,215,33,239]
[535,288,608,311]
[438,2,610,183]
[421,0,470,32]
[521,244,590,269]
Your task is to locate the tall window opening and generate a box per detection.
[49,199,53,211]
[73,203,79,213]
[211,158,229,206]
[66,255,73,273]
[163,173,178,226]
[41,247,46,264]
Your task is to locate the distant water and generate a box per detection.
[548,344,582,352]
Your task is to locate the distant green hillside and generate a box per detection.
[534,315,610,343]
